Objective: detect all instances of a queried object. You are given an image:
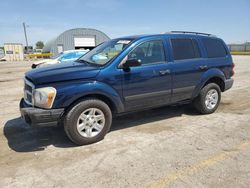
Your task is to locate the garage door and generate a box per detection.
[74,36,96,47]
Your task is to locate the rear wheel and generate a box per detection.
[64,99,112,145]
[193,83,221,114]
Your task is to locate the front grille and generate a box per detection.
[24,78,34,105]
[24,83,33,92]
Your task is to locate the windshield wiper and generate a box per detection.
[75,59,100,66]
[75,59,91,64]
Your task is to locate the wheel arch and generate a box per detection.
[65,93,119,115]
[203,77,225,92]
[54,81,125,114]
[192,68,226,99]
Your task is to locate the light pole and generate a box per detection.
[23,22,29,53]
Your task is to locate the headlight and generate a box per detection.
[33,87,57,109]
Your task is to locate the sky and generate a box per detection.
[0,0,249,46]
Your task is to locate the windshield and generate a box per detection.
[78,39,132,65]
[52,52,63,60]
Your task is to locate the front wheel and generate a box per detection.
[193,83,221,114]
[64,99,112,145]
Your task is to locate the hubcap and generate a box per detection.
[205,89,219,110]
[77,108,105,138]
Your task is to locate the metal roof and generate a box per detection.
[43,28,110,56]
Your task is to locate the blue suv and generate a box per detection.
[20,31,234,145]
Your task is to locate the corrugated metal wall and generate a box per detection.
[44,28,110,56]
[4,43,24,61]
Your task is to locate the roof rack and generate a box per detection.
[167,31,216,37]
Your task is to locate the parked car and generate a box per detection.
[31,49,89,68]
[0,56,6,61]
[20,31,234,145]
[0,49,6,61]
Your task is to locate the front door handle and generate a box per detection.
[199,65,208,70]
[159,69,171,75]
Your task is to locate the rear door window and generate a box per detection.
[171,39,201,60]
[203,38,227,58]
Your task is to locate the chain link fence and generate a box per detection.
[228,43,250,52]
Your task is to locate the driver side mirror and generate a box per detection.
[121,58,141,69]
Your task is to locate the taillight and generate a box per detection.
[231,63,235,77]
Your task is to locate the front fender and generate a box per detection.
[192,68,226,98]
[53,81,124,112]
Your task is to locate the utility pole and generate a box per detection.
[23,22,29,53]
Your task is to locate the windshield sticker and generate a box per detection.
[117,40,131,44]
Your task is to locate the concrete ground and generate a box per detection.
[0,56,250,188]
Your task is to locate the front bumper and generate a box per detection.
[224,78,234,91]
[20,98,64,127]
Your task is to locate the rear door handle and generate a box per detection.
[199,65,208,70]
[159,69,171,75]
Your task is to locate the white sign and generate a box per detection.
[74,37,96,47]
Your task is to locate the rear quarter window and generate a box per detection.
[203,38,227,58]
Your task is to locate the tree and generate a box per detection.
[36,41,44,49]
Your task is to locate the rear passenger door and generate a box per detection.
[169,37,206,102]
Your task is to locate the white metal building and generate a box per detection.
[43,28,110,56]
[4,43,24,61]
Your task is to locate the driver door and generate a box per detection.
[121,40,172,111]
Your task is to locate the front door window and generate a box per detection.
[128,40,166,65]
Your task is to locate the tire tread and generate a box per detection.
[193,83,221,114]
[64,98,112,145]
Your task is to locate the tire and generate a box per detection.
[193,83,221,114]
[64,98,112,145]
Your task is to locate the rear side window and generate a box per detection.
[171,39,201,61]
[203,38,227,58]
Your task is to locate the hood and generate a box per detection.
[33,59,54,65]
[26,61,101,85]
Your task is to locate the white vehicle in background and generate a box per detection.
[0,56,6,61]
[32,49,89,68]
[0,49,6,61]
[33,49,43,54]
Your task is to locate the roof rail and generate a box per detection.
[168,31,216,37]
